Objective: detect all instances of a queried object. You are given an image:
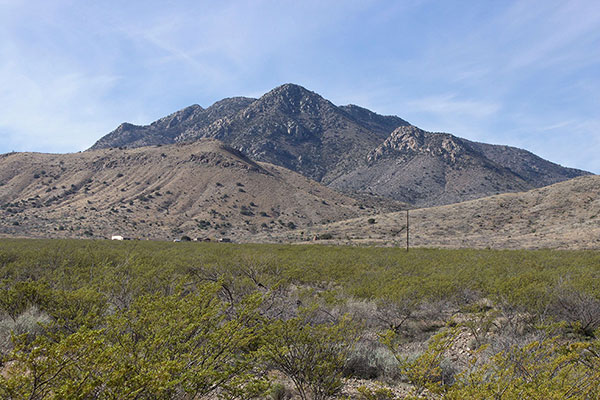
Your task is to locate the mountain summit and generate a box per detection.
[90,84,589,206]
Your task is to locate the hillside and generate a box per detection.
[0,140,402,241]
[265,175,600,249]
[328,125,586,206]
[90,84,589,206]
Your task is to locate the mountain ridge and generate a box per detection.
[89,83,590,206]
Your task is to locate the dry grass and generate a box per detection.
[263,175,600,249]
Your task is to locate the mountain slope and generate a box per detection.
[329,125,587,206]
[466,140,585,187]
[90,84,590,206]
[0,141,401,241]
[269,175,600,249]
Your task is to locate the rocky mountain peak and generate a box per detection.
[268,83,315,99]
[367,126,469,164]
[390,125,426,148]
[255,83,333,115]
[207,97,255,111]
[115,122,137,132]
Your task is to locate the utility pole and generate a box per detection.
[406,209,409,252]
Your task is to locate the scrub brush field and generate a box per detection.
[1,239,599,399]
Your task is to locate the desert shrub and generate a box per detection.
[344,339,400,380]
[197,220,211,229]
[547,283,600,336]
[240,206,254,216]
[3,240,600,318]
[269,382,293,400]
[1,240,600,396]
[0,284,269,399]
[357,385,399,400]
[42,287,108,334]
[261,310,358,400]
[0,306,51,355]
[0,280,51,322]
[382,327,460,397]
[460,302,500,348]
[449,333,600,399]
[0,327,107,400]
[382,323,600,399]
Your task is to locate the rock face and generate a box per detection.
[90,84,590,206]
[185,84,411,183]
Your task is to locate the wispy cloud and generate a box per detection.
[0,69,122,152]
[404,94,500,120]
[499,1,600,71]
[0,1,598,172]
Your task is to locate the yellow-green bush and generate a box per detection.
[1,239,599,398]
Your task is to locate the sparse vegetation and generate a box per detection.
[0,141,389,243]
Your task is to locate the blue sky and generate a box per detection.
[1,0,599,173]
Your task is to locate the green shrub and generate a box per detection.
[0,284,269,399]
[0,306,51,355]
[269,382,293,400]
[261,310,357,400]
[1,239,600,397]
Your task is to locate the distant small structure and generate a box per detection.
[219,238,231,243]
[111,235,124,241]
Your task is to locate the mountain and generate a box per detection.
[263,175,600,250]
[90,97,255,149]
[90,83,590,206]
[179,84,411,183]
[91,84,410,184]
[328,125,587,206]
[0,140,403,241]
